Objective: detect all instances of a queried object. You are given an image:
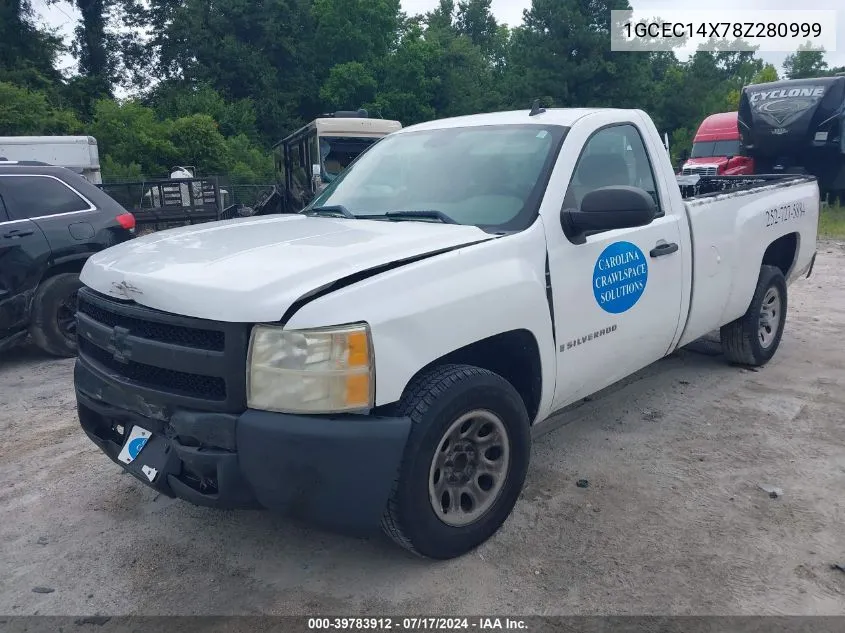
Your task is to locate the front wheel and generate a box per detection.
[381,364,531,559]
[721,265,787,366]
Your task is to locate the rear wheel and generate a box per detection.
[381,364,531,560]
[29,273,83,358]
[721,265,787,366]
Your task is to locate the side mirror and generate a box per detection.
[310,164,323,193]
[560,185,657,244]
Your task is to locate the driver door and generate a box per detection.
[546,120,685,410]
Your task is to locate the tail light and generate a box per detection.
[116,213,136,231]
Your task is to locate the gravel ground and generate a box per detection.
[1,241,844,616]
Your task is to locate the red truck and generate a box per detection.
[680,112,754,176]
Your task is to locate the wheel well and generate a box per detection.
[39,258,87,285]
[762,233,798,278]
[389,330,543,424]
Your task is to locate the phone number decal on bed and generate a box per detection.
[766,201,806,228]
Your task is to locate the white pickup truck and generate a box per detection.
[73,106,819,560]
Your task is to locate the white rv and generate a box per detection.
[0,136,102,184]
[272,110,402,212]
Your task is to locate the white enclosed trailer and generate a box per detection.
[0,136,102,184]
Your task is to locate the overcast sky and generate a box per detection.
[34,0,845,80]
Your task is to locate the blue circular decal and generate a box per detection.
[127,437,148,460]
[592,241,648,314]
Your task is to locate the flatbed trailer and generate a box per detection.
[98,177,226,234]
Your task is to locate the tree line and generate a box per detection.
[2,0,843,183]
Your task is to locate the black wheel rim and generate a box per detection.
[57,291,79,342]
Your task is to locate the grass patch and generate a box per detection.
[819,203,845,239]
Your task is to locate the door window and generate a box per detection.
[564,124,662,217]
[0,175,91,219]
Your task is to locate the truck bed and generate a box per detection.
[675,173,819,349]
[677,173,816,200]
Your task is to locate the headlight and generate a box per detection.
[246,323,374,414]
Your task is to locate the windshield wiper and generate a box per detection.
[380,210,459,224]
[304,205,355,219]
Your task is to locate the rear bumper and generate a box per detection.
[74,358,412,535]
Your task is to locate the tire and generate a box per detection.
[721,265,787,367]
[381,364,531,560]
[29,273,83,358]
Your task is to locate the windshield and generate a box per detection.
[319,136,379,181]
[307,124,566,230]
[690,140,740,159]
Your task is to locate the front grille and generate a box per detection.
[682,166,718,176]
[79,338,226,400]
[78,297,225,351]
[75,287,249,410]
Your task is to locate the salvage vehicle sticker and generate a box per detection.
[766,201,806,228]
[117,426,152,465]
[593,241,648,314]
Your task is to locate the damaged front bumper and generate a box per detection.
[75,358,412,535]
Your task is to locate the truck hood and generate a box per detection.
[684,157,728,167]
[80,214,494,322]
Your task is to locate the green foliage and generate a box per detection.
[149,83,259,140]
[224,134,275,183]
[312,0,402,67]
[819,203,845,239]
[71,0,114,99]
[320,62,379,111]
[0,0,65,91]
[167,114,230,173]
[0,82,82,135]
[505,0,654,112]
[88,99,177,176]
[2,0,843,188]
[670,127,693,167]
[135,0,319,143]
[754,64,780,84]
[724,63,780,110]
[88,98,274,181]
[783,42,828,79]
[100,155,144,180]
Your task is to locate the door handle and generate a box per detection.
[3,229,34,238]
[650,242,678,258]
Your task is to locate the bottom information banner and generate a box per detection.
[1,617,845,633]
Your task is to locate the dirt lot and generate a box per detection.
[1,242,844,617]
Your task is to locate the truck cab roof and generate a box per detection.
[397,107,622,133]
[692,112,740,143]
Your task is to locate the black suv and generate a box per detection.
[0,163,135,357]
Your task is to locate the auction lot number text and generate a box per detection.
[308,617,527,630]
